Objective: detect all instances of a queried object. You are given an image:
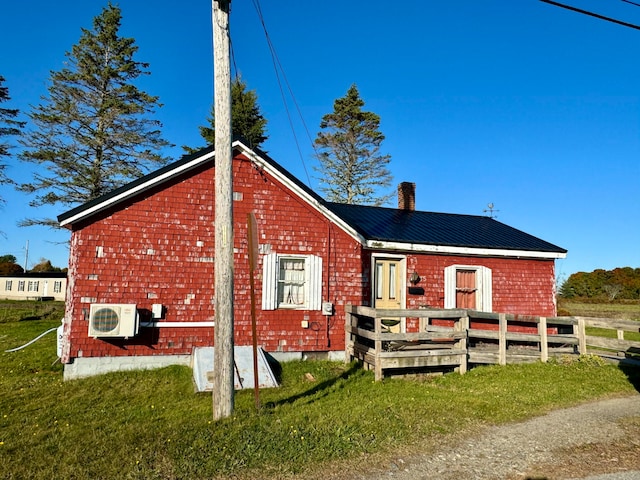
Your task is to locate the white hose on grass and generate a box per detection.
[4,327,58,353]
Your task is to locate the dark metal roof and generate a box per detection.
[326,203,567,254]
[0,272,67,278]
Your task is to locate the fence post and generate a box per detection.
[539,316,548,362]
[499,313,507,365]
[374,310,383,381]
[344,305,352,364]
[575,317,586,354]
[456,314,469,374]
[420,314,429,332]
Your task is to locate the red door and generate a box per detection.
[456,269,477,309]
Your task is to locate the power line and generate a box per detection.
[251,0,315,188]
[540,0,640,30]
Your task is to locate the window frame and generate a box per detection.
[5,280,12,291]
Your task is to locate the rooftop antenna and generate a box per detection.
[484,203,499,219]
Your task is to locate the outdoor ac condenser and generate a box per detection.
[88,304,138,338]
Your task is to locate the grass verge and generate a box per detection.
[0,300,65,324]
[558,299,640,320]
[1,317,638,480]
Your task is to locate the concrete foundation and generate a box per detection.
[63,350,347,381]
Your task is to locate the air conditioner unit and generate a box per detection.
[88,304,138,338]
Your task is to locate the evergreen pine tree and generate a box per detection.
[0,75,25,204]
[314,84,392,206]
[185,76,268,153]
[19,3,171,227]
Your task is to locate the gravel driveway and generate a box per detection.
[347,394,640,480]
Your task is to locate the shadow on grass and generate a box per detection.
[269,362,364,408]
[19,315,49,321]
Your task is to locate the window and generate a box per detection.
[18,281,25,292]
[444,265,492,312]
[375,262,384,299]
[262,253,322,310]
[53,281,62,293]
[28,281,40,292]
[5,280,12,291]
[278,258,306,306]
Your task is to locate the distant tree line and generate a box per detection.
[0,255,66,276]
[559,267,640,300]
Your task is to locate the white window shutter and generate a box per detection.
[444,265,456,309]
[480,266,493,312]
[307,255,323,311]
[261,252,277,310]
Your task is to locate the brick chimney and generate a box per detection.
[398,182,416,211]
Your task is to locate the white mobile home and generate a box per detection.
[1,273,67,301]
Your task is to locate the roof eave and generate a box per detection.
[57,142,369,247]
[238,146,367,245]
[59,149,217,228]
[364,240,567,259]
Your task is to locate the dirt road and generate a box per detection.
[347,394,640,480]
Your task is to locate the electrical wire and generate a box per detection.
[540,0,640,30]
[250,0,317,188]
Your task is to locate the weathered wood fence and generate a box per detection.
[344,305,640,381]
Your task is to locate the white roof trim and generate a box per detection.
[364,240,567,259]
[59,141,366,244]
[237,143,367,245]
[59,149,217,227]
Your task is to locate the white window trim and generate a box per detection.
[444,265,492,312]
[262,253,322,311]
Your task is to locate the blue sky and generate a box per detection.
[1,0,639,281]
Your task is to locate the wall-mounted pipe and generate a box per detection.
[139,321,215,328]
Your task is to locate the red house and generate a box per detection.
[57,141,567,379]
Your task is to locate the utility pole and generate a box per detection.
[23,240,29,272]
[212,0,234,420]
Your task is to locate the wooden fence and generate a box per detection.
[344,305,640,381]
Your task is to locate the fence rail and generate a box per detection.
[345,305,640,381]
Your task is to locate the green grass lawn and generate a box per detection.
[0,300,65,324]
[1,312,639,479]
